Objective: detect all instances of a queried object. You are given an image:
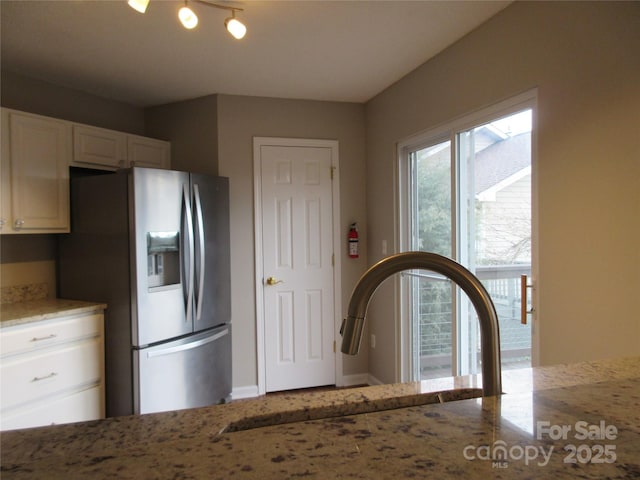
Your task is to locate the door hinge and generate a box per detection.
[330,166,336,180]
[332,253,335,267]
[333,340,336,353]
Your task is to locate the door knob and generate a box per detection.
[266,276,283,286]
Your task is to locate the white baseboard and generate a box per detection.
[340,373,370,387]
[231,385,260,400]
[232,373,383,400]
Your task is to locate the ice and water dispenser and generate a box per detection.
[147,232,180,290]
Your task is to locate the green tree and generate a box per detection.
[412,146,453,361]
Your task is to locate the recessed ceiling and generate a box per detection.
[1,1,511,108]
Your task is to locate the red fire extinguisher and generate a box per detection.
[348,223,359,258]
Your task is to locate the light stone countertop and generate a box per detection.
[1,356,639,479]
[0,298,107,328]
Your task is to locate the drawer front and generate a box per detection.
[0,313,102,358]
[1,338,102,411]
[1,386,104,431]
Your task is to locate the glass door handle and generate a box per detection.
[520,274,534,324]
[266,277,283,286]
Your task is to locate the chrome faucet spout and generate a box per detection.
[340,252,502,397]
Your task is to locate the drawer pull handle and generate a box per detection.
[31,372,58,382]
[30,334,57,342]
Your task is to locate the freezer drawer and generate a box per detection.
[133,325,231,415]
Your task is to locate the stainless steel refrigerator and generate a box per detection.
[58,167,231,417]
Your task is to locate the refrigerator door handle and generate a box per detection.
[193,183,206,321]
[183,184,195,322]
[146,328,229,358]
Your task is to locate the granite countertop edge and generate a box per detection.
[0,298,107,328]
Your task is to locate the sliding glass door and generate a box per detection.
[399,98,535,381]
[406,139,454,380]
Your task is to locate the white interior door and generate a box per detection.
[256,140,337,392]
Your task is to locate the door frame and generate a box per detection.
[253,137,342,395]
[395,89,539,382]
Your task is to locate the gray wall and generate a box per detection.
[1,70,145,134]
[0,235,56,264]
[217,94,368,390]
[365,1,640,382]
[145,95,218,175]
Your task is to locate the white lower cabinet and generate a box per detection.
[0,312,105,431]
[0,383,103,431]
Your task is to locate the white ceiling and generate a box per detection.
[1,0,511,108]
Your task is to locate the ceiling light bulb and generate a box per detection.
[179,6,198,29]
[128,0,149,14]
[225,17,246,39]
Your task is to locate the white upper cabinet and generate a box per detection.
[127,134,170,169]
[73,124,127,169]
[72,125,170,170]
[1,108,171,234]
[1,109,70,234]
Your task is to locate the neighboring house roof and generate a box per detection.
[475,131,531,196]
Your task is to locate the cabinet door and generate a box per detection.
[127,135,170,169]
[0,110,10,232]
[73,124,126,169]
[8,112,70,232]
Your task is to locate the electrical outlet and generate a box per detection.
[370,334,376,349]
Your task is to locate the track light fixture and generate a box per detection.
[128,0,149,14]
[224,10,246,39]
[127,0,247,39]
[178,1,198,29]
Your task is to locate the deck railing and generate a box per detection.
[416,263,531,378]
